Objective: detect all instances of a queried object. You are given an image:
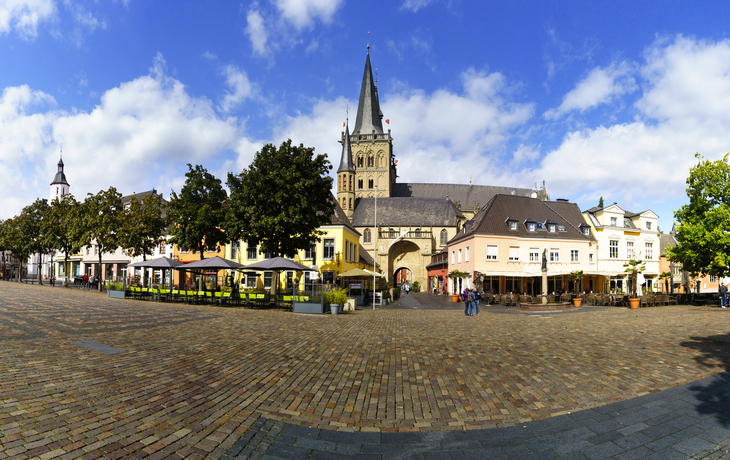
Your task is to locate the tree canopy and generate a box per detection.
[167,164,227,259]
[19,199,52,284]
[82,187,124,291]
[45,196,86,285]
[119,191,168,261]
[225,139,334,258]
[668,153,730,277]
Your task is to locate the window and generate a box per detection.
[368,179,374,189]
[230,241,239,259]
[582,227,590,236]
[527,222,536,232]
[263,271,272,289]
[710,275,717,283]
[94,246,98,255]
[440,229,448,245]
[645,242,653,260]
[609,240,618,258]
[357,157,363,167]
[305,242,316,260]
[547,224,556,233]
[352,243,357,262]
[247,242,257,260]
[246,273,257,289]
[610,217,617,226]
[646,222,652,230]
[349,175,353,191]
[570,249,579,262]
[451,251,455,264]
[86,247,90,255]
[626,241,634,259]
[509,246,519,261]
[345,241,349,262]
[589,253,594,263]
[286,271,293,289]
[486,245,498,261]
[549,248,559,262]
[508,221,517,230]
[457,249,462,263]
[358,179,363,189]
[323,238,335,260]
[322,271,335,284]
[349,198,352,209]
[368,156,374,167]
[529,248,539,262]
[364,228,371,243]
[465,246,470,262]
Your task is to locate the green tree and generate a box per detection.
[18,199,52,285]
[0,216,27,282]
[668,153,730,278]
[167,164,227,260]
[82,187,124,292]
[120,191,168,261]
[624,258,646,298]
[225,139,334,258]
[45,196,85,287]
[598,196,604,208]
[570,270,585,294]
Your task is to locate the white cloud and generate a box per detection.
[400,0,435,12]
[219,65,255,113]
[245,7,268,56]
[274,0,342,30]
[544,62,636,119]
[0,54,246,219]
[533,36,730,215]
[0,0,56,38]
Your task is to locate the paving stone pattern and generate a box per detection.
[2,282,730,459]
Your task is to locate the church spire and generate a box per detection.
[337,117,354,173]
[353,48,384,136]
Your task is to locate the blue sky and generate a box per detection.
[2,0,730,233]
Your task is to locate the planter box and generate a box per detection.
[108,290,125,299]
[293,301,324,314]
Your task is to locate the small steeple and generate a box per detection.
[353,47,384,136]
[337,118,354,173]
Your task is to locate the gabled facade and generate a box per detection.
[582,203,661,293]
[447,195,596,295]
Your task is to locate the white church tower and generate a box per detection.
[50,154,70,201]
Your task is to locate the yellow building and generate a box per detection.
[224,196,376,292]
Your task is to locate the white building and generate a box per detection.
[582,203,661,294]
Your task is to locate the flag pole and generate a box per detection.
[373,185,377,310]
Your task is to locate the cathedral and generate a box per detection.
[336,48,548,288]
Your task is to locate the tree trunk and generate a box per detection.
[38,253,43,285]
[64,254,70,287]
[98,253,103,292]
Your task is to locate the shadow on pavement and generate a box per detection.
[682,333,730,426]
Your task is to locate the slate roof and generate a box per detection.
[327,194,359,236]
[51,170,69,186]
[352,51,383,136]
[450,195,594,244]
[351,197,462,227]
[391,183,537,211]
[358,245,377,267]
[660,233,677,255]
[337,122,355,173]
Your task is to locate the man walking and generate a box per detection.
[720,282,727,308]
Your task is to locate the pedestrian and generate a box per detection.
[83,273,89,289]
[474,288,481,315]
[463,288,470,316]
[720,283,728,308]
[467,290,475,316]
[404,282,410,295]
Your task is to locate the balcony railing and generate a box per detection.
[379,231,433,240]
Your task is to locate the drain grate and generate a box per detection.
[72,340,125,355]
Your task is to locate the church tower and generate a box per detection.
[337,119,356,217]
[351,46,395,199]
[50,153,70,202]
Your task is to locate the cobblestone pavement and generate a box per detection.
[3,282,730,459]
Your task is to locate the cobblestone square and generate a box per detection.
[2,282,730,458]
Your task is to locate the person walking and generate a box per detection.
[720,283,728,308]
[474,288,481,315]
[83,273,89,289]
[404,282,410,295]
[463,287,470,316]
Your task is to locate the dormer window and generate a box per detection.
[646,222,652,230]
[525,219,537,232]
[506,216,518,231]
[545,220,557,233]
[610,217,617,226]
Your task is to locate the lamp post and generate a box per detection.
[373,185,377,310]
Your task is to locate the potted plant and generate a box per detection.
[325,287,348,314]
[624,258,646,309]
[570,270,584,307]
[447,270,468,302]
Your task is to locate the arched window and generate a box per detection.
[358,179,363,189]
[368,179,374,189]
[342,198,346,208]
[364,229,371,243]
[357,156,363,167]
[440,229,448,245]
[349,175,353,191]
[349,198,352,209]
[414,228,421,238]
[368,156,374,167]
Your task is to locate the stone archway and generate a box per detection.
[387,240,421,286]
[393,266,414,285]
